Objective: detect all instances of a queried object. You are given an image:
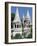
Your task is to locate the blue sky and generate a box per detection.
[11,6,32,20]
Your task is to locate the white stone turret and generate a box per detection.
[12,8,22,37]
[23,11,31,37]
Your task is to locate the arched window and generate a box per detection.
[15,24,21,28]
[15,24,16,28]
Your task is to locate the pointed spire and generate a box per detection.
[23,14,24,19]
[27,10,30,17]
[23,14,25,20]
[13,8,21,23]
[16,8,19,17]
[25,10,31,21]
[26,10,30,21]
[23,14,25,24]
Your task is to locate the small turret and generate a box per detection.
[23,14,25,24]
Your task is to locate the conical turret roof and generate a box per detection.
[13,8,21,23]
[25,10,30,21]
